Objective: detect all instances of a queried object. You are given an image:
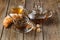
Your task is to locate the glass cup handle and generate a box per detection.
[25,22,34,33]
[25,26,33,33]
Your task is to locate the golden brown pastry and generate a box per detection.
[36,28,41,32]
[3,15,13,28]
[3,14,23,28]
[36,24,41,32]
[3,5,24,28]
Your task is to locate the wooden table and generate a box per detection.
[0,0,60,40]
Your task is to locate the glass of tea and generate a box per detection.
[8,5,34,33]
[28,5,53,24]
[13,16,35,33]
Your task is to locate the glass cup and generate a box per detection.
[28,5,53,24]
[8,5,34,33]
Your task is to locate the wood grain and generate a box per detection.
[43,0,60,40]
[0,0,9,39]
[1,0,60,40]
[1,0,25,40]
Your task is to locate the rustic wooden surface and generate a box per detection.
[0,0,9,40]
[0,0,60,40]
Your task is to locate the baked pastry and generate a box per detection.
[3,14,22,28]
[3,6,24,28]
[3,15,13,28]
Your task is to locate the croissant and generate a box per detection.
[3,14,23,28]
[3,15,12,28]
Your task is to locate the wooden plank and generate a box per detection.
[43,0,60,40]
[1,0,25,40]
[57,0,60,23]
[0,0,9,39]
[24,0,35,40]
[24,0,43,40]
